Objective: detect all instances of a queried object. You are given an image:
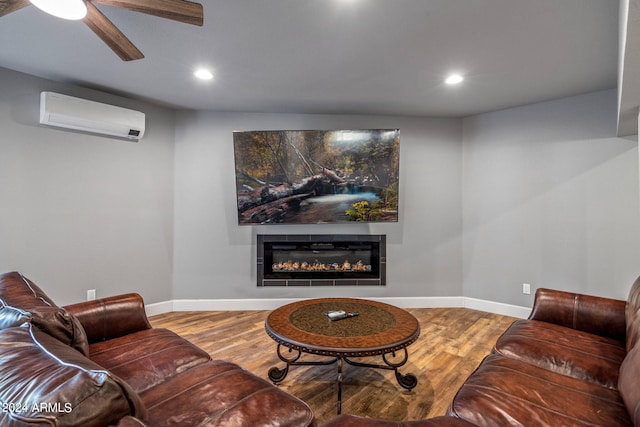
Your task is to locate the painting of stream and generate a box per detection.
[233,129,400,224]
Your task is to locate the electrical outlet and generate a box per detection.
[522,283,531,295]
[86,289,96,301]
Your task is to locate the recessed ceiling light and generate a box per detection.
[445,74,464,85]
[194,69,214,81]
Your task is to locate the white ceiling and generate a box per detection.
[0,0,622,118]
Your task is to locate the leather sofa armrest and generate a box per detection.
[64,293,152,344]
[529,288,626,341]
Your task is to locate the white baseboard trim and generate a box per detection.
[144,300,173,317]
[172,298,306,312]
[464,297,531,319]
[145,296,530,318]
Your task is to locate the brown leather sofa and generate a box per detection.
[0,271,314,426]
[323,277,640,426]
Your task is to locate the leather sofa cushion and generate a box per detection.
[0,301,30,329]
[0,272,89,356]
[448,353,632,426]
[494,319,625,388]
[88,328,212,393]
[0,324,146,426]
[140,360,314,427]
[626,276,640,351]
[619,344,640,426]
[0,272,58,307]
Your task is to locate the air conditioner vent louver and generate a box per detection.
[39,92,145,141]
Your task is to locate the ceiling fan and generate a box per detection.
[0,0,203,61]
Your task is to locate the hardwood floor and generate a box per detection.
[149,308,516,425]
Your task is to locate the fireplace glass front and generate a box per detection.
[257,235,386,286]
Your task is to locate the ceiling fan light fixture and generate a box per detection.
[30,0,87,20]
[445,73,464,85]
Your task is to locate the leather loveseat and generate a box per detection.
[0,271,314,427]
[324,276,640,426]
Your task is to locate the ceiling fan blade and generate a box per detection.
[83,1,144,61]
[0,0,31,17]
[91,0,203,26]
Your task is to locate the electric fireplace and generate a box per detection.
[257,234,386,286]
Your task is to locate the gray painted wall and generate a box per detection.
[173,111,463,300]
[1,66,638,308]
[463,90,640,305]
[0,67,175,305]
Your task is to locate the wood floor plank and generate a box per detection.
[149,307,516,425]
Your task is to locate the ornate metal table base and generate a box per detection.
[265,298,421,415]
[268,344,417,414]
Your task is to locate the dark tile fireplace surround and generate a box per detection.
[257,234,386,286]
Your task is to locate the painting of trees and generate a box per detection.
[233,129,400,224]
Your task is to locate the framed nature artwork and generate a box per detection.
[233,129,400,225]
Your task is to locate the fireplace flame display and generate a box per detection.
[258,234,386,286]
[272,259,372,273]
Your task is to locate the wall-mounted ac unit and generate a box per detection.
[39,92,145,141]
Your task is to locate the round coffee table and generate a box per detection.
[265,297,420,413]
